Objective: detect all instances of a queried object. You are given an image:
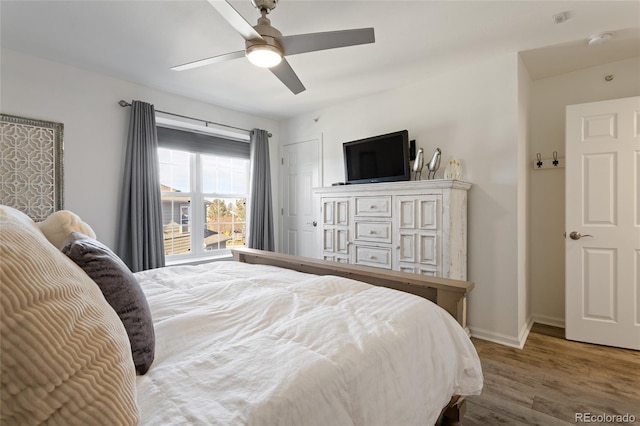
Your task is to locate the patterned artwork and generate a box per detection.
[0,115,64,221]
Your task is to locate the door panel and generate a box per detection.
[399,233,415,263]
[637,250,640,325]
[399,199,416,228]
[396,194,442,276]
[419,234,438,265]
[582,153,616,225]
[419,199,439,229]
[566,96,640,350]
[336,200,349,225]
[336,229,349,254]
[582,247,616,321]
[282,139,321,258]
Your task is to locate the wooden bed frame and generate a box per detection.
[232,247,474,425]
[232,248,473,328]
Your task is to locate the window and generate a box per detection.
[157,125,250,261]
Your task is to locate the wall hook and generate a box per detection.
[533,152,565,170]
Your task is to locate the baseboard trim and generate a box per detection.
[469,317,533,349]
[532,314,565,329]
[517,316,534,348]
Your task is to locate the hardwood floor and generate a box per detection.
[463,324,640,425]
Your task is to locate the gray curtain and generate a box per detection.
[117,100,165,272]
[247,129,274,251]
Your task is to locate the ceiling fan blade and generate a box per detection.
[269,59,305,95]
[281,28,375,56]
[171,50,246,71]
[206,0,263,41]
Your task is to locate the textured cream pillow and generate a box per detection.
[37,210,97,249]
[0,206,139,425]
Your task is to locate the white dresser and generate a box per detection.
[314,180,470,280]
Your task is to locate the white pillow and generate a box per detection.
[0,206,139,425]
[37,210,97,249]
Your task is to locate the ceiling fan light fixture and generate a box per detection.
[246,44,282,68]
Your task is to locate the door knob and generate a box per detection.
[569,231,593,240]
[306,221,317,227]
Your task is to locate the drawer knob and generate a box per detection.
[369,255,377,260]
[369,230,376,235]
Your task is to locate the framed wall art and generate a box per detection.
[0,114,64,221]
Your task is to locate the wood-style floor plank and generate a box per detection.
[466,395,572,426]
[464,324,640,425]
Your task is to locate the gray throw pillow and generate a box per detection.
[62,232,155,375]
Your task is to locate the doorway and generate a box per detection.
[565,96,640,350]
[280,138,322,258]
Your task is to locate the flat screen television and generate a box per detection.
[343,130,410,184]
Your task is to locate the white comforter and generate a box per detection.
[134,261,482,426]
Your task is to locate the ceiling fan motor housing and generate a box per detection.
[251,0,278,13]
[246,15,283,55]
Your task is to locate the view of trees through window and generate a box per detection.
[204,197,247,251]
[159,147,249,257]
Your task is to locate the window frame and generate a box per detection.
[156,118,250,264]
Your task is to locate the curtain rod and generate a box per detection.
[118,100,271,137]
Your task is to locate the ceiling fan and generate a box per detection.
[171,0,375,95]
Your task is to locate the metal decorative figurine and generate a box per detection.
[427,148,441,179]
[413,147,424,180]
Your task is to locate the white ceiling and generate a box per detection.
[1,1,639,120]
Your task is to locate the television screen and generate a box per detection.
[343,130,410,184]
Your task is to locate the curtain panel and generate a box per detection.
[247,129,274,251]
[117,100,165,272]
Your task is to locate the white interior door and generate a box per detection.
[281,139,321,258]
[565,96,640,350]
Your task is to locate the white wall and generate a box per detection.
[1,48,280,251]
[529,56,640,327]
[280,53,526,346]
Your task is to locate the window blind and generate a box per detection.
[157,126,250,159]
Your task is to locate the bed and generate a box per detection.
[1,205,482,425]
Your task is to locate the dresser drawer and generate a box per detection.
[354,245,392,269]
[355,221,392,243]
[354,196,392,217]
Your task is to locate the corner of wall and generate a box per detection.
[469,315,534,349]
[518,53,533,333]
[531,314,565,329]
